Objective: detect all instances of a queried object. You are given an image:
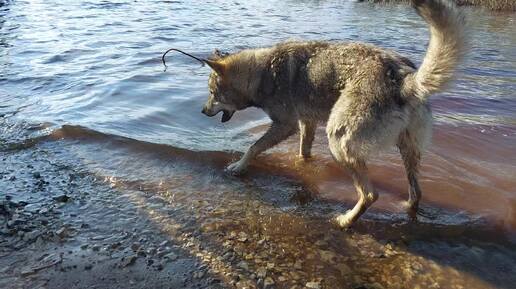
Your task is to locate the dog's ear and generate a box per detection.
[205,59,226,76]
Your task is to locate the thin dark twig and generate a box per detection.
[161,48,206,72]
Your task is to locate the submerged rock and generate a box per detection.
[164,252,178,262]
[120,255,137,268]
[53,194,70,203]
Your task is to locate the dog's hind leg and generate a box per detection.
[298,119,316,159]
[327,126,378,228]
[397,130,423,220]
[333,157,378,228]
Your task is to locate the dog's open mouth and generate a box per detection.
[221,110,234,123]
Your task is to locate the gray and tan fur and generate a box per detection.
[199,0,465,227]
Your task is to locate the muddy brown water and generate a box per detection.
[1,1,516,289]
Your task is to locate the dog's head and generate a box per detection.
[201,50,254,123]
[161,48,257,123]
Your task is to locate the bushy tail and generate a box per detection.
[403,0,466,101]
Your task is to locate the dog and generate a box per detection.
[163,0,465,228]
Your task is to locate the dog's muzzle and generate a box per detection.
[202,107,234,123]
[220,110,234,122]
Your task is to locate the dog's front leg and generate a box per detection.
[299,120,316,159]
[226,122,297,175]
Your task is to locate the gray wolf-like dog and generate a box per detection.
[163,0,465,228]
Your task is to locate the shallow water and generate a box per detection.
[1,0,516,288]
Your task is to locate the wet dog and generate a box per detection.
[163,0,465,228]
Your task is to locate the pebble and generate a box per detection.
[110,242,121,250]
[146,247,157,255]
[256,266,267,278]
[23,229,42,241]
[237,261,249,271]
[21,268,37,277]
[319,250,336,262]
[157,247,171,257]
[55,227,68,239]
[120,255,137,268]
[238,232,248,242]
[306,281,321,289]
[131,242,141,251]
[154,263,164,271]
[264,277,275,289]
[194,271,206,279]
[366,282,385,289]
[53,194,70,203]
[164,252,178,261]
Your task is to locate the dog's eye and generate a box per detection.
[215,93,225,102]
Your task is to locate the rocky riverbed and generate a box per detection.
[1,133,516,289]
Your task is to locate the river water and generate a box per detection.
[1,1,516,288]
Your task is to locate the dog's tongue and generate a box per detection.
[221,111,234,123]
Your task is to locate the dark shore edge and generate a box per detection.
[365,0,515,11]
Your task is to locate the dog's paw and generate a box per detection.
[225,160,248,176]
[294,156,313,168]
[401,201,418,222]
[298,153,313,162]
[333,212,354,229]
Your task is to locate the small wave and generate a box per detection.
[48,125,233,167]
[81,1,128,10]
[41,54,66,64]
[136,57,163,66]
[0,119,54,151]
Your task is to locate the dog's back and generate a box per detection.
[259,41,418,120]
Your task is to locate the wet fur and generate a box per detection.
[201,0,465,227]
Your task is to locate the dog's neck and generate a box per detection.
[225,48,272,108]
